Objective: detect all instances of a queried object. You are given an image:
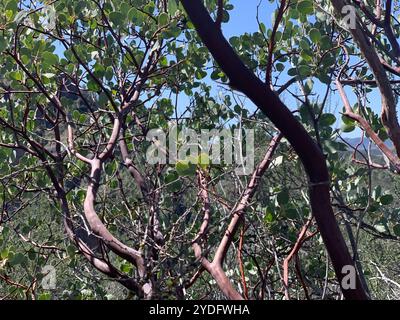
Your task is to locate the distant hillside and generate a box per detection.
[344,137,393,155]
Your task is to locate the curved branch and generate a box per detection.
[282,218,313,299]
[180,0,368,300]
[67,120,92,164]
[98,117,121,161]
[192,134,282,300]
[193,169,243,300]
[213,134,282,266]
[332,0,400,157]
[39,154,144,295]
[266,0,288,86]
[335,79,400,171]
[83,159,146,275]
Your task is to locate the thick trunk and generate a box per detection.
[180,0,368,300]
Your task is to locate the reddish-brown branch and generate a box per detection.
[349,134,389,169]
[0,274,29,290]
[238,224,249,299]
[353,0,382,27]
[83,159,146,273]
[266,0,288,86]
[38,161,145,296]
[261,257,276,299]
[382,0,400,58]
[332,0,400,157]
[294,254,310,300]
[372,0,382,35]
[181,0,368,299]
[335,79,400,171]
[352,158,388,169]
[379,57,400,76]
[185,266,206,289]
[193,169,242,300]
[192,134,282,300]
[214,134,282,266]
[283,218,313,299]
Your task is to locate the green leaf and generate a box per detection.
[168,0,178,16]
[229,36,240,48]
[128,8,145,25]
[378,128,388,141]
[165,171,179,184]
[10,70,22,81]
[297,1,313,15]
[9,253,26,266]
[286,208,298,219]
[287,68,297,76]
[109,11,124,27]
[0,248,9,259]
[166,279,174,287]
[121,263,132,273]
[320,35,331,50]
[176,160,196,176]
[87,79,99,92]
[380,194,394,205]
[195,69,207,80]
[310,28,321,43]
[320,113,336,126]
[144,2,155,14]
[222,10,230,23]
[158,12,169,26]
[210,70,222,80]
[393,224,400,237]
[299,39,310,51]
[5,0,18,13]
[341,123,355,133]
[28,250,36,261]
[159,56,168,67]
[298,65,311,77]
[234,104,242,114]
[66,245,76,257]
[169,180,182,193]
[38,292,51,300]
[259,22,266,34]
[0,37,8,52]
[276,63,285,72]
[342,115,355,125]
[264,209,275,224]
[72,110,81,121]
[42,51,59,66]
[277,189,289,206]
[105,66,113,81]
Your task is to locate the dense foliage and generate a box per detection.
[0,0,399,300]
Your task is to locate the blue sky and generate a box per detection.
[223,0,269,37]
[52,0,378,138]
[217,0,384,139]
